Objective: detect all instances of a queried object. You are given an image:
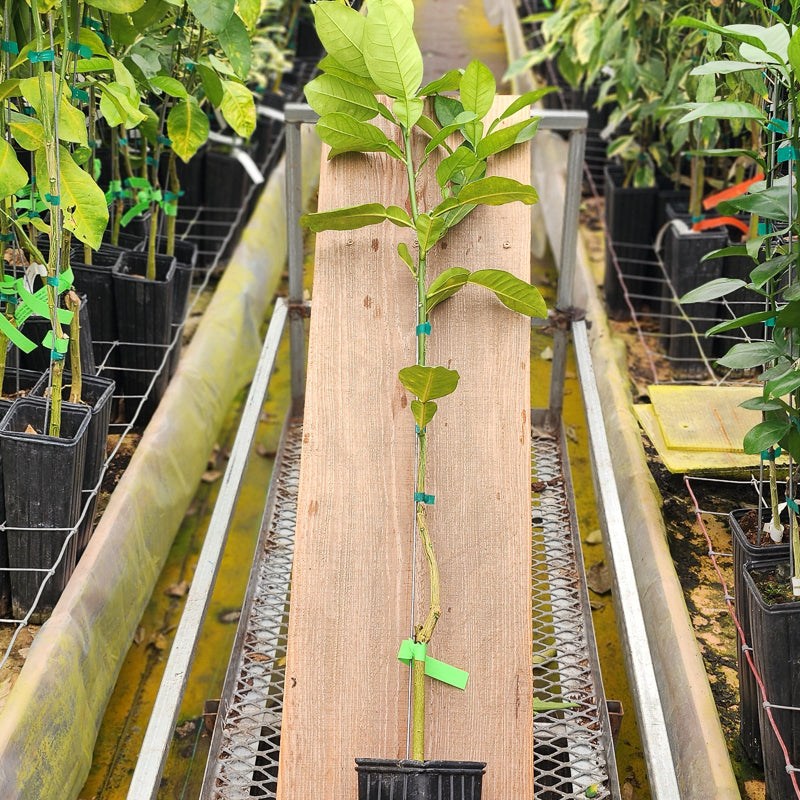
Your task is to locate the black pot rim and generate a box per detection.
[355,758,487,774]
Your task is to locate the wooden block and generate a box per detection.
[278,97,534,800]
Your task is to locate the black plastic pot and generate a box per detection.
[0,397,90,620]
[746,562,800,799]
[11,292,96,377]
[660,205,728,376]
[355,759,485,800]
[603,164,659,320]
[731,509,789,765]
[112,251,176,423]
[71,246,123,368]
[32,371,115,555]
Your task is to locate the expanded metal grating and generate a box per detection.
[203,420,619,799]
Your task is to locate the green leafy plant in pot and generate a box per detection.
[299,0,547,795]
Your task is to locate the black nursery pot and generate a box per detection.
[731,509,790,765]
[32,371,115,555]
[355,759,486,800]
[603,164,659,321]
[746,562,800,800]
[0,397,90,620]
[112,251,176,423]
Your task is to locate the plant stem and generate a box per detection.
[65,290,81,402]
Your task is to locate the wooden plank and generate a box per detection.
[278,97,534,799]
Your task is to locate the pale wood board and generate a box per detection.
[277,97,534,799]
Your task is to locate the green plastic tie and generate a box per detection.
[146,156,157,166]
[27,49,54,63]
[415,424,426,434]
[691,214,704,223]
[44,193,60,206]
[45,276,59,287]
[767,118,789,134]
[1,40,19,54]
[788,497,799,514]
[0,313,35,353]
[416,322,431,335]
[414,492,435,504]
[762,446,781,459]
[758,222,772,236]
[0,233,14,242]
[777,144,799,163]
[157,135,172,147]
[397,639,469,689]
[766,316,776,327]
[118,137,128,146]
[83,16,102,30]
[71,87,89,102]
[67,40,92,59]
[15,269,74,326]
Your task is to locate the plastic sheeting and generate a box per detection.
[0,128,321,800]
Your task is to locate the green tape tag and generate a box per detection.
[71,87,89,102]
[42,330,69,354]
[777,144,799,163]
[0,313,35,353]
[28,49,55,63]
[67,40,92,58]
[83,16,102,30]
[414,492,435,504]
[767,118,789,134]
[157,135,172,147]
[762,446,781,460]
[120,201,149,227]
[124,177,150,190]
[45,193,60,206]
[416,322,431,335]
[1,40,19,54]
[397,639,469,689]
[788,497,800,514]
[0,233,14,242]
[15,269,75,326]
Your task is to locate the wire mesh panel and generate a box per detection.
[202,422,620,799]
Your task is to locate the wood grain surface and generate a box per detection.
[278,97,534,799]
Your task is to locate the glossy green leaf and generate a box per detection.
[318,55,382,94]
[35,145,108,249]
[317,113,398,157]
[99,81,146,128]
[468,269,547,317]
[238,0,260,29]
[138,104,160,144]
[751,254,793,288]
[691,60,766,75]
[717,340,783,369]
[111,56,138,99]
[497,89,554,121]
[776,300,800,328]
[706,311,775,336]
[740,396,786,412]
[743,420,791,454]
[433,176,538,216]
[426,267,470,313]
[436,147,477,188]
[393,96,424,129]
[398,242,415,273]
[197,64,224,107]
[312,2,369,79]
[218,13,251,79]
[416,213,445,253]
[18,78,87,146]
[680,278,747,304]
[304,73,380,121]
[419,69,462,96]
[109,13,139,45]
[301,203,409,232]
[220,80,256,138]
[0,140,28,200]
[789,27,800,77]
[766,369,800,398]
[168,98,210,162]
[87,0,144,11]
[475,118,539,160]
[150,75,188,99]
[187,0,234,33]
[398,364,459,402]
[424,112,477,155]
[411,399,437,429]
[460,59,495,120]
[718,186,792,222]
[678,102,766,124]
[363,0,423,99]
[434,95,465,127]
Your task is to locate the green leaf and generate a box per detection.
[35,145,108,249]
[433,176,538,216]
[411,399,437,429]
[398,364,459,402]
[312,2,369,79]
[743,420,791,454]
[740,396,786,412]
[108,13,139,45]
[363,0,423,99]
[436,146,477,188]
[393,96,424,129]
[167,98,210,162]
[416,213,445,253]
[766,369,800,398]
[434,95,465,127]
[301,203,409,232]
[691,60,767,75]
[424,112,477,156]
[317,113,398,158]
[460,59,495,120]
[426,267,470,313]
[238,0,260,29]
[679,278,747,304]
[187,0,234,34]
[220,80,256,138]
[475,118,539,160]
[218,13,251,79]
[111,55,139,99]
[18,78,87,146]
[137,104,160,144]
[87,0,144,11]
[0,140,28,200]
[304,73,380,121]
[718,186,793,222]
[497,89,555,121]
[99,81,147,128]
[197,64,224,107]
[150,75,188,99]
[8,116,45,151]
[419,69,462,96]
[776,300,800,328]
[398,242,415,273]
[751,254,793,288]
[468,269,547,317]
[706,311,775,336]
[678,102,766,124]
[717,341,783,369]
[789,27,800,77]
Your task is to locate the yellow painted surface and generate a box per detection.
[648,384,760,453]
